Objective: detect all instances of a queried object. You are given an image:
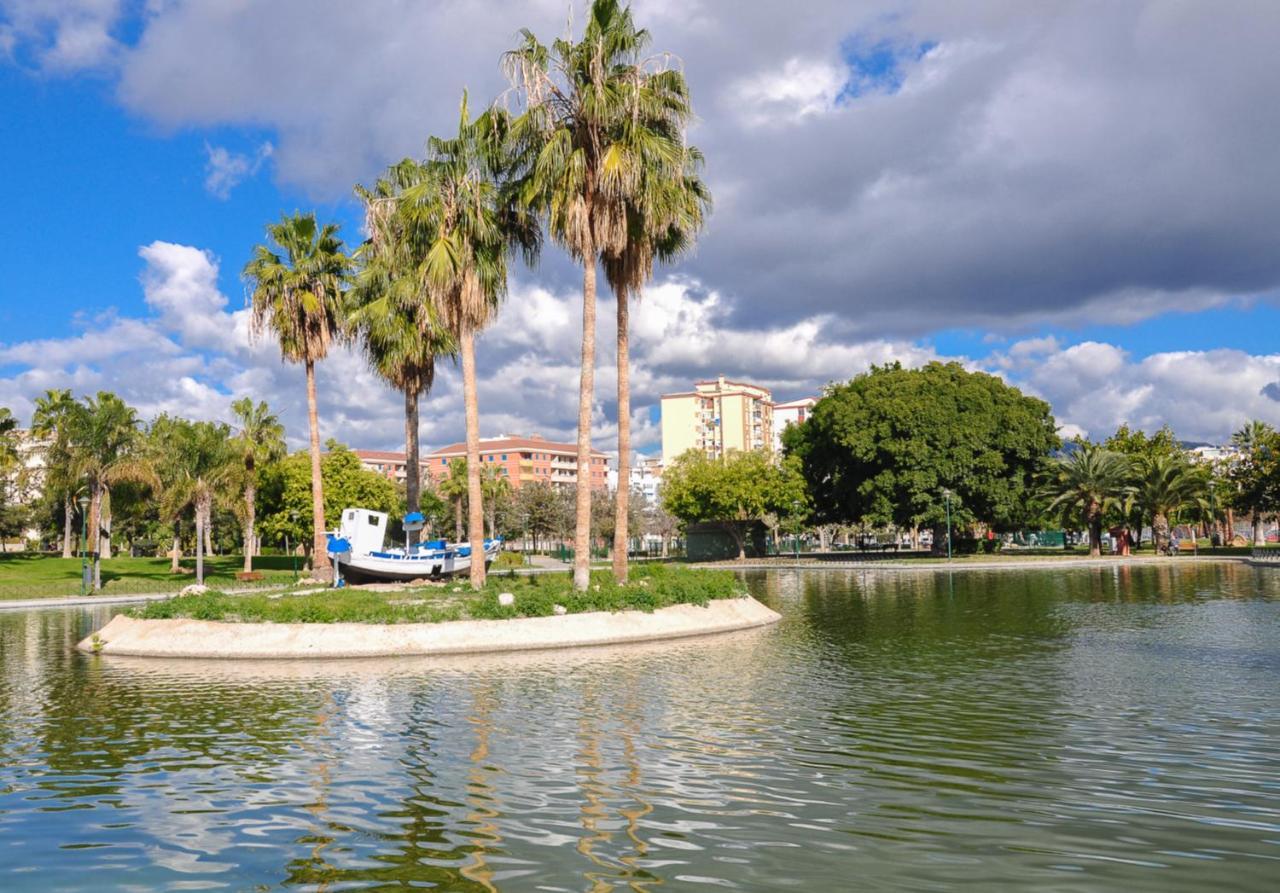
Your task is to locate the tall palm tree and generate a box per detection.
[506,0,688,590]
[244,212,352,579]
[1129,453,1209,554]
[159,420,236,585]
[398,95,536,588]
[1041,444,1132,556]
[230,397,285,573]
[603,158,710,582]
[30,389,79,557]
[65,392,156,589]
[351,162,457,545]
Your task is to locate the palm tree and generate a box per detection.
[158,420,236,585]
[1041,444,1132,556]
[480,464,513,539]
[65,392,156,589]
[244,212,352,579]
[397,95,536,587]
[351,162,457,545]
[230,397,285,573]
[438,458,470,542]
[1231,420,1276,545]
[506,0,690,589]
[1129,453,1209,554]
[31,389,80,557]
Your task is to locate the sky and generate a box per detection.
[4,0,1280,455]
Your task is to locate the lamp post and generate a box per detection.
[943,488,953,561]
[77,494,90,595]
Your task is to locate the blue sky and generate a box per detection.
[3,1,1280,452]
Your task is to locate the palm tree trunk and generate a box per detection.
[455,499,464,542]
[305,359,331,578]
[61,496,74,558]
[461,329,487,589]
[1088,511,1102,557]
[170,526,181,573]
[573,249,598,592]
[89,482,102,591]
[204,510,213,557]
[1153,511,1171,554]
[613,289,630,584]
[404,387,421,548]
[243,479,256,574]
[1253,511,1265,546]
[195,503,205,585]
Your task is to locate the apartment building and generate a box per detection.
[354,449,414,484]
[660,376,775,464]
[773,397,818,451]
[424,435,609,491]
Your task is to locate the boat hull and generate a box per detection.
[338,544,498,583]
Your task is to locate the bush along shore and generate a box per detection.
[131,564,742,625]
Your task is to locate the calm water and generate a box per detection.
[1,565,1279,891]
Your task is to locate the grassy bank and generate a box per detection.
[133,564,741,624]
[0,554,299,600]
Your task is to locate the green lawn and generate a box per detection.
[133,564,741,624]
[0,553,300,600]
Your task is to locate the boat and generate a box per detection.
[331,508,501,583]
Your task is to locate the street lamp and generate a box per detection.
[77,494,90,595]
[943,488,953,561]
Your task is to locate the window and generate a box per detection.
[501,454,507,461]
[441,458,448,465]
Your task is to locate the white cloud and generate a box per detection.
[0,0,123,71]
[203,141,273,199]
[728,57,847,126]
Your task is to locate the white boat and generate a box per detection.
[332,508,500,583]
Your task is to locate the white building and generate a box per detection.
[773,397,818,451]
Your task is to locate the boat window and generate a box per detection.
[368,516,379,525]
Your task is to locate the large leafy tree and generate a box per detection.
[65,392,156,589]
[785,362,1060,552]
[395,95,535,587]
[351,161,457,543]
[661,449,808,560]
[0,408,20,545]
[1040,444,1132,556]
[230,397,286,573]
[244,212,352,578]
[31,388,80,557]
[505,0,688,590]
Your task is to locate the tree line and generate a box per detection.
[659,362,1278,558]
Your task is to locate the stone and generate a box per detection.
[179,584,209,596]
[498,592,516,607]
[553,604,567,616]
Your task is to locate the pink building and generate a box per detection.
[425,435,609,491]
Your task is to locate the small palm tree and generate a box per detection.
[1129,453,1209,553]
[230,398,285,573]
[244,212,352,579]
[31,388,79,557]
[351,162,457,544]
[480,465,513,539]
[438,458,470,542]
[65,392,157,589]
[160,420,237,585]
[506,0,691,590]
[1041,444,1132,556]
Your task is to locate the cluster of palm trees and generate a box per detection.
[1042,442,1218,557]
[26,388,284,588]
[244,0,707,590]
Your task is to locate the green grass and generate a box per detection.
[132,563,742,624]
[0,553,299,600]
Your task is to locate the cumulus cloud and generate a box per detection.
[203,141,273,199]
[0,0,123,71]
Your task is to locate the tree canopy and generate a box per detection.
[785,362,1059,542]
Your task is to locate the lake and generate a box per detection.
[1,564,1278,890]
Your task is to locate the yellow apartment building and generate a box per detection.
[661,376,774,464]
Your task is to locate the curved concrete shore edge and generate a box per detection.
[77,596,781,660]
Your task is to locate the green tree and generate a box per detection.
[1102,423,1182,546]
[0,408,21,547]
[1128,452,1209,554]
[230,397,286,573]
[785,362,1059,552]
[258,442,399,557]
[153,419,236,584]
[661,449,808,560]
[351,162,457,542]
[506,0,684,590]
[480,464,513,540]
[1229,420,1280,545]
[437,458,470,542]
[244,212,353,579]
[65,393,157,589]
[31,388,80,557]
[1040,443,1132,556]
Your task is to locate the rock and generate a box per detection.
[179,584,209,596]
[498,592,516,607]
[553,604,567,616]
